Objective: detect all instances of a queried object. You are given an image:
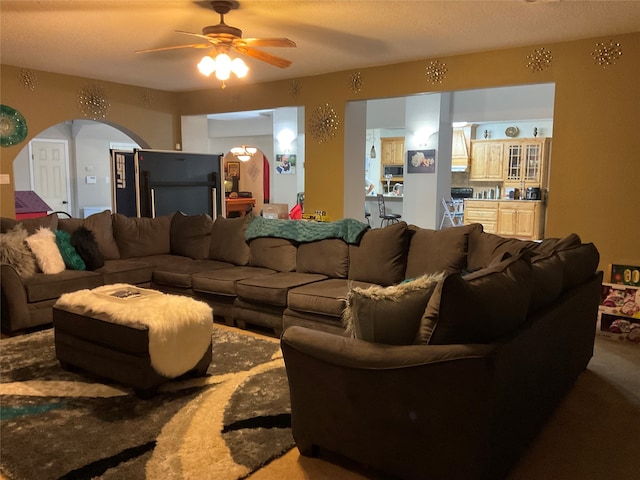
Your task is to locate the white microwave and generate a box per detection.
[383,165,403,177]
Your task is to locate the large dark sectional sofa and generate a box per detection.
[1,209,602,478]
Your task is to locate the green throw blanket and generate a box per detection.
[245,216,370,244]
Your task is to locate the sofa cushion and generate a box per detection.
[192,266,276,296]
[287,278,375,317]
[0,225,38,278]
[467,228,536,272]
[23,270,103,303]
[237,272,327,307]
[556,243,600,291]
[1,213,58,234]
[54,229,86,271]
[112,213,173,258]
[533,233,582,256]
[96,259,153,286]
[418,254,533,345]
[249,237,297,272]
[152,259,230,288]
[58,210,120,260]
[296,239,349,278]
[25,227,66,274]
[348,222,409,286]
[406,224,481,278]
[209,215,251,265]
[71,226,105,271]
[170,212,213,260]
[529,252,564,312]
[343,273,444,345]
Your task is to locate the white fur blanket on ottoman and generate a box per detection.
[56,284,213,378]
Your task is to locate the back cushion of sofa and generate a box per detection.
[405,223,481,278]
[170,212,213,260]
[209,215,251,265]
[59,210,120,260]
[249,237,297,272]
[297,239,349,278]
[529,252,564,312]
[467,228,536,272]
[1,213,58,234]
[417,253,533,345]
[556,242,600,291]
[348,222,408,286]
[112,213,173,258]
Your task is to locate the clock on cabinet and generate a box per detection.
[505,126,519,138]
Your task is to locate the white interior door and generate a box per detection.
[29,140,71,214]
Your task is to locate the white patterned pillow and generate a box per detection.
[25,227,66,274]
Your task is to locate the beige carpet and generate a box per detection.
[251,335,640,480]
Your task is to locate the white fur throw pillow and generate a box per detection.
[25,227,66,274]
[342,272,445,345]
[0,225,38,278]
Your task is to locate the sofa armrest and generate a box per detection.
[0,263,30,333]
[282,325,495,369]
[280,326,497,480]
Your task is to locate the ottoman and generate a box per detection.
[53,284,213,398]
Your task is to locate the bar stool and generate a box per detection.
[377,194,401,227]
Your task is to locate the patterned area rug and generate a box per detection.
[0,326,293,479]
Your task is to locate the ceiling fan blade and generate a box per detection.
[234,46,292,68]
[235,38,296,48]
[135,43,211,54]
[175,30,224,44]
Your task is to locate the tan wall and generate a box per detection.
[1,32,639,273]
[0,66,179,217]
[177,32,640,273]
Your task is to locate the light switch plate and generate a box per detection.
[86,175,97,184]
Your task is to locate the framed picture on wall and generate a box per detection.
[406,149,436,174]
[276,154,296,174]
[227,161,240,178]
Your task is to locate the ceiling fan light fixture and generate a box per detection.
[231,57,249,78]
[197,56,216,77]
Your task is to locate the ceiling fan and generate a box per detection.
[136,0,296,69]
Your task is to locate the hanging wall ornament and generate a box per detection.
[526,47,553,72]
[425,60,448,85]
[140,89,152,108]
[349,72,363,94]
[289,79,301,98]
[309,103,340,144]
[77,83,110,119]
[1,104,28,148]
[18,69,38,91]
[592,39,622,68]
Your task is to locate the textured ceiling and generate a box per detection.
[2,0,639,92]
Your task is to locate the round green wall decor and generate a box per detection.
[1,104,28,147]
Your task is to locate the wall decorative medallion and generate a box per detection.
[309,103,339,144]
[592,39,622,68]
[1,104,28,148]
[18,69,38,91]
[289,79,301,98]
[141,89,152,108]
[526,47,553,72]
[349,72,363,94]
[425,60,448,85]
[77,83,110,119]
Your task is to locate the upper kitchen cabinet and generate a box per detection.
[504,138,551,189]
[451,129,470,172]
[469,140,505,180]
[381,137,405,165]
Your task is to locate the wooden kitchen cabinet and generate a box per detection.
[463,200,499,234]
[497,201,544,240]
[469,140,505,181]
[503,138,551,189]
[464,199,545,240]
[381,137,405,165]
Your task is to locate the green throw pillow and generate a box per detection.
[55,229,86,270]
[342,272,445,345]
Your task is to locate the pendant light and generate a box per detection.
[370,145,377,158]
